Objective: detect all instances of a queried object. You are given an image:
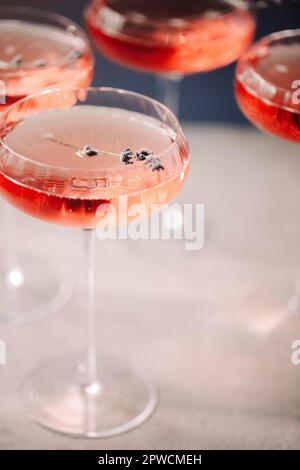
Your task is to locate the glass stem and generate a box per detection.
[82,228,99,393]
[155,72,183,117]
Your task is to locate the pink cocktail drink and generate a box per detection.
[0,87,190,438]
[0,103,189,228]
[235,29,300,143]
[86,0,255,74]
[0,8,95,325]
[0,8,94,111]
[85,0,255,115]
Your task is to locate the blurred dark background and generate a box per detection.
[3,0,300,122]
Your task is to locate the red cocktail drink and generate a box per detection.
[235,29,300,143]
[86,0,255,74]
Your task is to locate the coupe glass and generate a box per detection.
[85,0,255,115]
[235,29,300,333]
[0,87,190,437]
[235,29,300,144]
[0,7,94,323]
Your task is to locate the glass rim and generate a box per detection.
[236,28,300,114]
[85,0,253,42]
[0,86,187,174]
[0,6,93,75]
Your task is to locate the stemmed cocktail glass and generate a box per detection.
[85,0,256,115]
[0,87,190,437]
[0,7,94,323]
[235,29,300,332]
[235,29,300,144]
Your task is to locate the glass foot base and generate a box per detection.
[0,255,73,324]
[21,354,158,438]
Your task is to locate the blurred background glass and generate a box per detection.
[3,0,300,121]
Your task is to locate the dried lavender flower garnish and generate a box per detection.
[43,134,164,171]
[120,148,134,165]
[0,55,45,69]
[67,49,84,63]
[44,133,76,150]
[10,54,23,67]
[144,157,165,172]
[76,145,100,158]
[44,134,108,158]
[135,149,153,161]
[0,54,25,69]
[135,149,164,172]
[33,58,47,68]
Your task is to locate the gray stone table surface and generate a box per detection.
[1,125,300,450]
